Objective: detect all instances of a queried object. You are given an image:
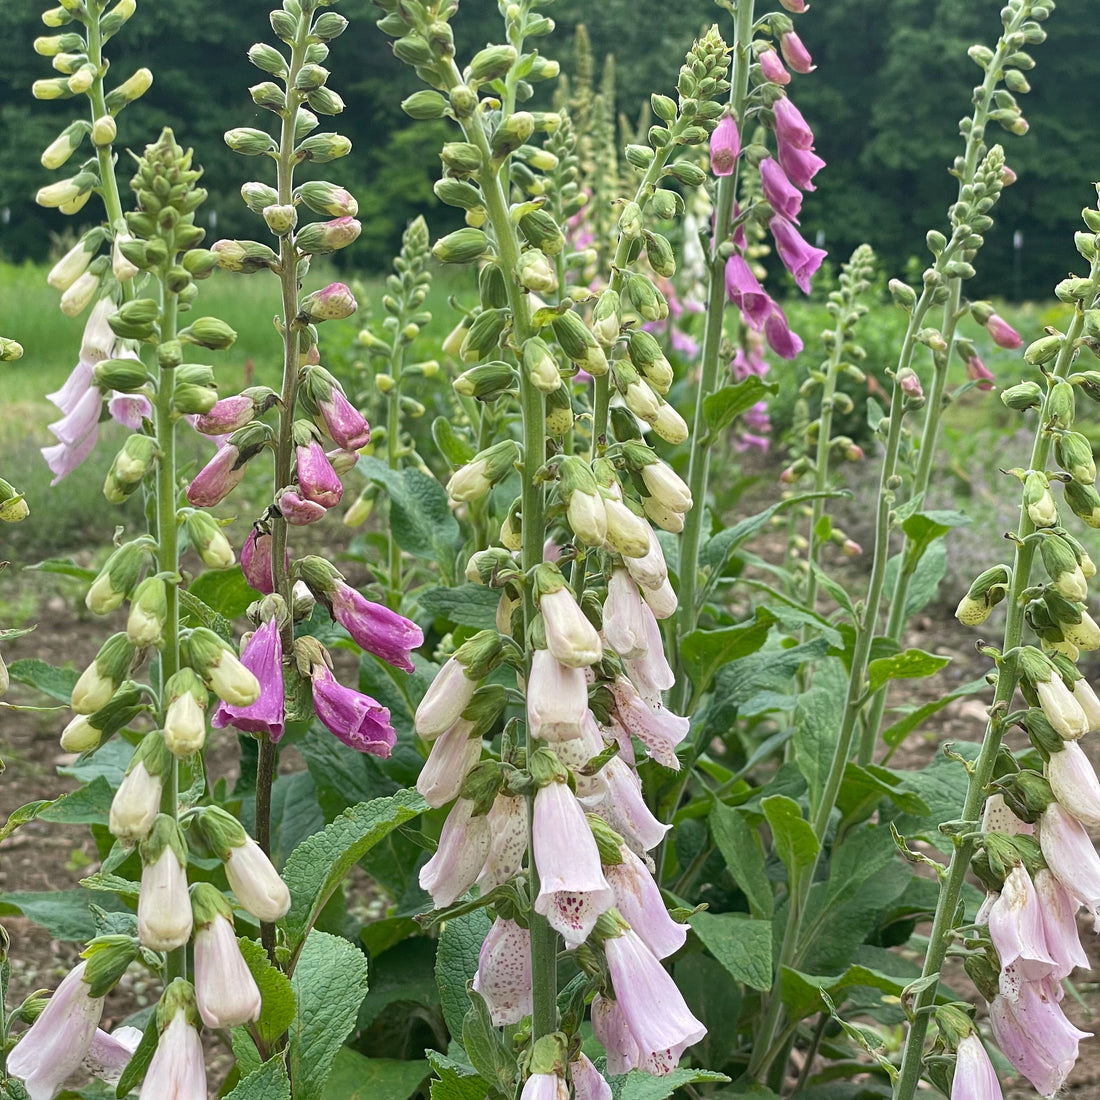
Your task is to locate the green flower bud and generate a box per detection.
[650,188,683,220]
[1041,534,1089,602]
[1024,470,1058,528]
[449,84,478,117]
[0,479,29,523]
[393,33,433,65]
[434,177,482,210]
[592,289,621,346]
[469,44,517,82]
[211,238,279,273]
[32,76,76,101]
[618,202,643,241]
[295,63,329,92]
[491,112,535,159]
[40,120,87,169]
[104,67,152,112]
[518,208,565,255]
[1047,380,1075,431]
[453,361,516,400]
[295,216,360,254]
[98,0,136,38]
[72,633,136,714]
[179,316,238,350]
[954,564,1011,626]
[127,576,168,647]
[545,384,574,436]
[623,272,668,322]
[185,628,260,707]
[185,511,235,570]
[1064,479,1100,528]
[432,227,489,264]
[446,440,519,503]
[91,115,116,146]
[109,300,160,341]
[296,180,357,218]
[516,248,556,293]
[0,338,23,362]
[1055,431,1096,484]
[225,127,277,157]
[460,308,509,363]
[86,539,151,615]
[664,158,707,187]
[624,144,655,170]
[181,249,221,279]
[248,41,287,77]
[313,12,349,40]
[307,87,344,116]
[263,204,297,234]
[440,141,483,175]
[522,337,561,394]
[478,262,508,309]
[1000,380,1043,411]
[104,435,158,503]
[644,231,676,278]
[295,132,352,163]
[1024,333,1062,365]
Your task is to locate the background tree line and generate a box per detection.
[1,0,1097,300]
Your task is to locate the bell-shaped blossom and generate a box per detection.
[297,439,344,507]
[138,1007,206,1100]
[778,141,826,192]
[330,582,423,673]
[986,313,1022,349]
[624,605,675,704]
[520,1073,569,1100]
[417,718,482,807]
[605,844,688,959]
[605,927,706,1073]
[187,443,247,508]
[527,648,589,741]
[623,525,669,591]
[241,530,277,594]
[224,834,291,922]
[8,961,104,1100]
[212,618,285,741]
[476,793,529,891]
[724,255,773,331]
[592,993,643,1075]
[610,676,688,770]
[1046,740,1100,826]
[582,755,670,854]
[709,115,740,177]
[759,157,803,223]
[951,1034,1003,1100]
[604,569,650,660]
[107,391,151,431]
[317,387,370,450]
[982,792,1034,836]
[555,710,605,770]
[780,29,815,73]
[277,487,327,525]
[987,864,1056,998]
[989,979,1090,1098]
[194,913,262,1028]
[772,96,814,150]
[966,355,996,391]
[138,846,193,952]
[533,781,615,947]
[311,664,396,756]
[771,216,827,294]
[1036,675,1089,739]
[571,1054,612,1100]
[415,656,478,739]
[1039,802,1100,922]
[540,587,603,667]
[764,304,805,359]
[1034,868,1090,980]
[82,1026,142,1088]
[419,797,492,907]
[472,917,532,1025]
[758,48,790,85]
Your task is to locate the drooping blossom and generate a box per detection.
[329,581,423,672]
[759,157,803,223]
[986,864,1055,999]
[137,841,193,952]
[241,529,283,594]
[709,115,740,177]
[1039,801,1100,922]
[419,797,492,907]
[770,216,827,294]
[187,443,247,507]
[778,141,826,192]
[193,896,262,1029]
[520,1072,569,1100]
[276,487,327,524]
[316,386,370,450]
[604,844,688,960]
[986,313,1022,349]
[780,29,815,73]
[591,993,642,1075]
[772,96,814,150]
[951,1034,1004,1100]
[539,585,603,667]
[476,792,529,891]
[610,675,689,770]
[1046,740,1100,826]
[223,833,291,923]
[623,605,675,704]
[472,917,533,1025]
[138,998,206,1100]
[724,255,773,330]
[195,394,255,436]
[527,648,589,741]
[966,355,996,391]
[759,48,790,85]
[571,1054,612,1100]
[604,569,650,660]
[310,663,397,756]
[415,655,478,739]
[764,303,804,359]
[579,754,671,855]
[296,438,344,507]
[212,617,284,740]
[82,1026,143,1089]
[1034,868,1090,979]
[417,719,482,808]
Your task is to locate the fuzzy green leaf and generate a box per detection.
[436,909,492,1040]
[702,378,776,434]
[224,1055,291,1100]
[761,796,819,885]
[7,658,78,703]
[239,937,296,1046]
[322,1049,430,1100]
[689,911,772,991]
[708,802,773,918]
[867,648,950,695]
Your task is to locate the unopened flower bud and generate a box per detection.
[225,127,276,156]
[163,669,208,757]
[299,281,357,322]
[109,733,170,841]
[104,67,152,111]
[86,539,150,614]
[72,633,135,714]
[1024,333,1062,365]
[1001,380,1044,411]
[446,440,519,503]
[0,480,29,523]
[955,564,1011,626]
[127,576,168,647]
[104,434,158,503]
[296,216,361,255]
[185,627,260,707]
[516,248,556,294]
[454,360,516,400]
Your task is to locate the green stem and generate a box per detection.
[892,287,1095,1100]
[386,338,406,607]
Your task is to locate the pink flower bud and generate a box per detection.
[472,917,532,1025]
[224,834,291,922]
[187,443,247,507]
[212,617,285,741]
[296,438,344,507]
[299,281,358,322]
[539,586,604,668]
[950,1034,1002,1100]
[417,718,482,807]
[759,157,803,223]
[138,844,193,952]
[1001,165,1018,187]
[724,255,773,331]
[317,387,370,451]
[604,569,649,660]
[780,30,815,73]
[277,487,327,525]
[138,1004,206,1100]
[109,759,163,841]
[770,215,827,294]
[195,394,255,436]
[527,648,590,741]
[622,525,668,591]
[897,367,923,399]
[241,528,285,594]
[419,797,492,907]
[311,663,397,756]
[414,656,478,739]
[966,355,996,391]
[779,0,807,10]
[759,48,791,85]
[708,115,740,177]
[986,313,1022,349]
[772,96,814,150]
[194,913,262,1028]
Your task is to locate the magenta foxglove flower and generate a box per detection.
[297,439,344,507]
[520,1072,569,1100]
[779,0,807,10]
[951,1034,1003,1100]
[759,48,791,85]
[966,355,996,391]
[187,443,247,507]
[417,718,482,807]
[1046,740,1100,827]
[709,115,740,177]
[780,29,815,73]
[527,648,589,741]
[605,927,706,1073]
[591,993,643,1075]
[533,781,615,946]
[1034,868,1090,979]
[610,676,689,770]
[212,618,285,741]
[47,385,100,447]
[772,96,814,150]
[241,529,284,594]
[276,487,327,525]
[987,865,1056,997]
[759,158,803,223]
[540,586,603,667]
[604,569,649,660]
[764,303,805,359]
[472,917,533,1025]
[1040,802,1100,921]
[778,141,826,192]
[8,961,104,1100]
[986,313,1022,349]
[415,656,478,739]
[476,792,529,891]
[138,1007,206,1100]
[581,754,671,854]
[571,1054,612,1100]
[330,582,423,673]
[770,216,827,294]
[419,796,492,907]
[724,255,774,331]
[311,663,397,756]
[194,913,262,1028]
[604,844,688,959]
[317,387,370,450]
[195,394,256,436]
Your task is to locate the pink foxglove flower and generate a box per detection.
[107,391,151,430]
[417,718,482,807]
[472,917,533,1025]
[8,961,104,1100]
[1072,677,1100,730]
[212,617,285,741]
[966,355,996,391]
[415,656,478,739]
[317,387,370,450]
[770,216,827,294]
[540,586,604,667]
[581,754,671,854]
[329,582,423,673]
[604,844,688,959]
[527,648,589,741]
[759,157,803,223]
[591,993,643,1075]
[951,1034,1003,1100]
[194,910,262,1028]
[987,864,1056,998]
[1039,802,1100,922]
[311,664,397,756]
[419,796,492,907]
[610,676,689,770]
[195,394,255,436]
[764,303,805,359]
[476,792,529,891]
[982,792,1034,836]
[772,96,814,150]
[724,255,774,331]
[1046,740,1100,826]
[709,115,740,177]
[138,844,193,952]
[224,834,291,922]
[533,780,615,946]
[276,487,327,525]
[604,569,649,660]
[138,1001,206,1100]
[986,313,1022,349]
[1034,868,1089,979]
[623,525,669,591]
[187,443,247,507]
[759,48,790,85]
[241,529,281,594]
[296,439,344,507]
[605,927,706,1073]
[778,141,826,192]
[570,1054,612,1100]
[82,1026,142,1088]
[780,29,815,73]
[623,606,675,704]
[520,1072,569,1100]
[555,710,605,770]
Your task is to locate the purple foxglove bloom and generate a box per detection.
[986,313,1022,349]
[472,917,532,1025]
[311,664,397,756]
[419,796,492,907]
[779,0,807,9]
[724,254,774,331]
[581,754,671,853]
[194,913,263,1028]
[317,387,370,450]
[225,834,291,922]
[476,792,529,891]
[623,604,675,704]
[108,391,152,430]
[415,656,478,739]
[527,648,589,741]
[571,1054,612,1100]
[966,355,996,391]
[187,444,247,507]
[8,961,104,1100]
[759,157,803,223]
[778,141,826,192]
[772,96,814,150]
[212,618,285,741]
[764,303,805,359]
[276,486,327,525]
[951,1034,1003,1100]
[417,718,482,807]
[759,48,791,85]
[297,439,344,507]
[82,1026,142,1088]
[138,1009,206,1100]
[771,216,827,294]
[241,529,285,594]
[540,586,604,668]
[605,844,688,959]
[709,115,740,177]
[520,1072,569,1100]
[43,425,100,485]
[48,384,101,447]
[196,394,255,436]
[138,846,193,952]
[605,927,706,1072]
[591,993,643,1075]
[670,327,699,359]
[1034,868,1089,979]
[610,675,689,770]
[1046,740,1100,826]
[47,357,95,415]
[604,569,650,660]
[330,582,423,673]
[533,780,615,946]
[1039,802,1100,923]
[987,865,1056,998]
[780,29,815,73]
[989,980,1090,1098]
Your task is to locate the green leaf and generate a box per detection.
[187,565,258,617]
[679,611,772,697]
[432,416,475,468]
[899,509,969,568]
[40,776,115,825]
[673,954,742,1072]
[708,802,773,919]
[882,675,988,751]
[0,626,36,641]
[281,789,427,953]
[224,1055,291,1100]
[288,931,370,1100]
[779,963,915,1023]
[358,937,437,1028]
[792,657,847,822]
[836,764,931,825]
[0,799,55,843]
[867,648,950,695]
[462,987,516,1092]
[688,911,772,991]
[807,561,857,619]
[27,557,97,581]
[427,1051,484,1100]
[178,588,235,642]
[7,658,78,703]
[239,938,296,1047]
[419,585,501,629]
[702,378,776,434]
[436,909,492,1040]
[322,1049,429,1100]
[761,796,819,886]
[114,1012,158,1097]
[0,889,130,941]
[607,1067,729,1100]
